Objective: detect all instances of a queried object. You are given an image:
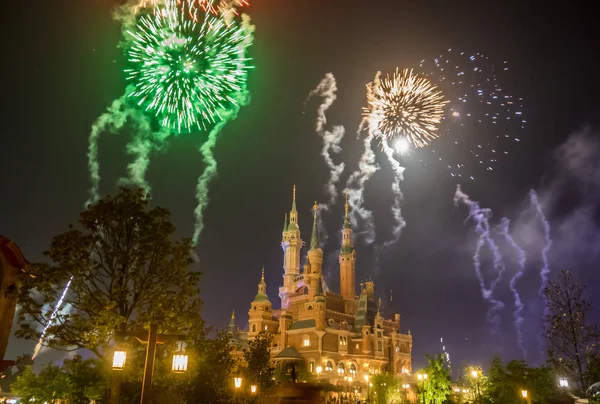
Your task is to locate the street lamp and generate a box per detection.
[112,351,127,370]
[471,369,481,403]
[559,378,569,388]
[172,354,188,373]
[316,365,322,382]
[234,377,243,389]
[417,374,428,404]
[521,389,528,401]
[250,385,257,394]
[364,374,370,402]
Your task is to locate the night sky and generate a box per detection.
[2,0,600,374]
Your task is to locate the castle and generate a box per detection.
[228,186,412,387]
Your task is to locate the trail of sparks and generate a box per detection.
[346,134,378,245]
[32,276,73,359]
[363,68,448,148]
[306,73,345,206]
[529,190,552,310]
[499,217,527,359]
[380,139,406,248]
[454,186,506,335]
[136,0,250,17]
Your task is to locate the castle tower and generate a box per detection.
[279,186,302,307]
[339,192,356,299]
[314,275,326,332]
[248,268,273,338]
[307,202,323,298]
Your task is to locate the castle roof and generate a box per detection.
[275,346,303,360]
[289,319,316,330]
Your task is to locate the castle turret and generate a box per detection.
[279,186,303,308]
[227,310,236,336]
[248,268,273,338]
[307,202,323,298]
[339,192,356,299]
[314,276,326,332]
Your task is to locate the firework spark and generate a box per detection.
[125,1,253,133]
[363,68,448,148]
[419,49,526,179]
[135,0,250,17]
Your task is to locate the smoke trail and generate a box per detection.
[454,185,506,335]
[529,190,552,310]
[380,139,406,248]
[499,217,527,359]
[87,97,130,206]
[306,73,345,206]
[192,98,249,246]
[32,276,73,359]
[192,15,253,246]
[345,135,379,244]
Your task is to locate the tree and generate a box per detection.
[417,354,451,404]
[459,366,489,403]
[15,187,204,357]
[186,331,237,404]
[62,354,108,404]
[486,356,557,404]
[11,365,71,404]
[244,331,275,390]
[544,270,599,391]
[371,373,403,404]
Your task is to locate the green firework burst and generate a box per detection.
[125,3,253,133]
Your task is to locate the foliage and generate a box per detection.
[486,356,557,404]
[371,373,404,404]
[417,354,452,404]
[11,365,72,404]
[544,270,599,391]
[243,331,275,390]
[11,355,108,404]
[186,331,237,404]
[15,187,204,357]
[62,355,108,404]
[457,366,489,403]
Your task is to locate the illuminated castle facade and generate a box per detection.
[228,186,412,384]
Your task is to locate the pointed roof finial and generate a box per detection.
[261,266,265,282]
[310,202,320,250]
[293,184,296,202]
[344,190,349,218]
[290,185,297,214]
[283,213,288,233]
[231,310,235,320]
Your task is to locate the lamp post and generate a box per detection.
[471,369,481,403]
[417,373,428,404]
[113,324,186,404]
[316,365,322,382]
[364,374,370,402]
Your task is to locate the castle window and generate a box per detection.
[303,335,310,347]
[326,361,333,372]
[337,363,345,375]
[377,341,382,351]
[264,325,268,331]
[309,361,315,373]
[377,331,382,338]
[350,364,356,376]
[395,346,400,353]
[339,336,347,346]
[252,324,256,333]
[356,343,359,350]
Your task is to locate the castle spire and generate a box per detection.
[291,184,297,213]
[288,185,299,231]
[310,201,320,250]
[227,310,236,334]
[261,266,265,282]
[283,213,288,233]
[343,190,351,229]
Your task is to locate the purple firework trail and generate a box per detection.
[529,190,552,312]
[454,185,506,335]
[499,217,527,359]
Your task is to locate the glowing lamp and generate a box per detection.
[250,385,257,394]
[521,390,528,398]
[234,377,243,389]
[559,378,569,388]
[112,351,127,370]
[364,374,369,382]
[471,370,479,378]
[316,366,322,375]
[172,354,188,373]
